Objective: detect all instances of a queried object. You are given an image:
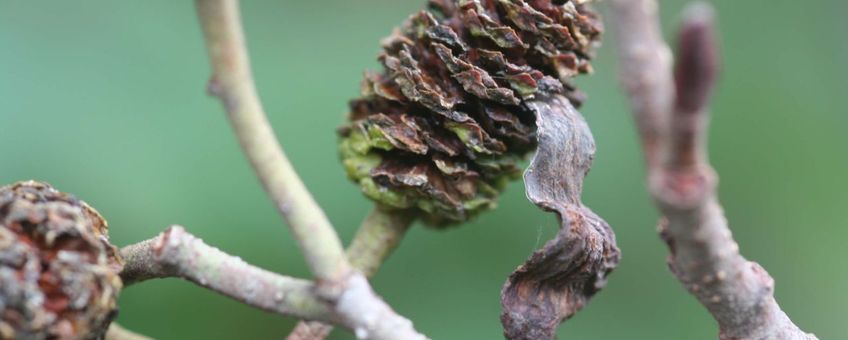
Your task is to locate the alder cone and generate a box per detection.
[340,0,602,225]
[0,181,122,339]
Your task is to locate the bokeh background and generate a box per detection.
[1,1,845,339]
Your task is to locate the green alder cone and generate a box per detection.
[339,0,602,226]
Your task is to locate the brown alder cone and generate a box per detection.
[339,0,602,225]
[0,181,122,339]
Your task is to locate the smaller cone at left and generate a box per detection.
[0,181,122,340]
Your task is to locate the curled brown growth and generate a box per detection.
[500,95,619,340]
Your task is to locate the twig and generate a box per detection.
[609,0,674,166]
[345,208,414,277]
[609,1,816,339]
[193,1,426,338]
[119,226,334,323]
[105,324,154,340]
[195,0,347,284]
[287,208,415,340]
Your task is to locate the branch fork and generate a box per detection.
[120,224,426,339]
[188,0,426,338]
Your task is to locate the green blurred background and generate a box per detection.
[1,1,845,339]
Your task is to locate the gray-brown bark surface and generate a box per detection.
[609,1,816,339]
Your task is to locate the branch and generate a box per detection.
[287,208,414,340]
[105,324,154,340]
[119,226,334,323]
[609,1,816,339]
[120,226,426,339]
[609,0,674,166]
[345,208,414,277]
[195,0,347,284]
[193,1,426,338]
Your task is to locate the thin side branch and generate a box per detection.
[105,324,154,340]
[193,1,425,338]
[119,226,334,323]
[609,1,815,339]
[287,208,415,340]
[195,0,348,284]
[345,208,414,277]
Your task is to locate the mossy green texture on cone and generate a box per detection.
[339,0,602,225]
[0,181,122,339]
